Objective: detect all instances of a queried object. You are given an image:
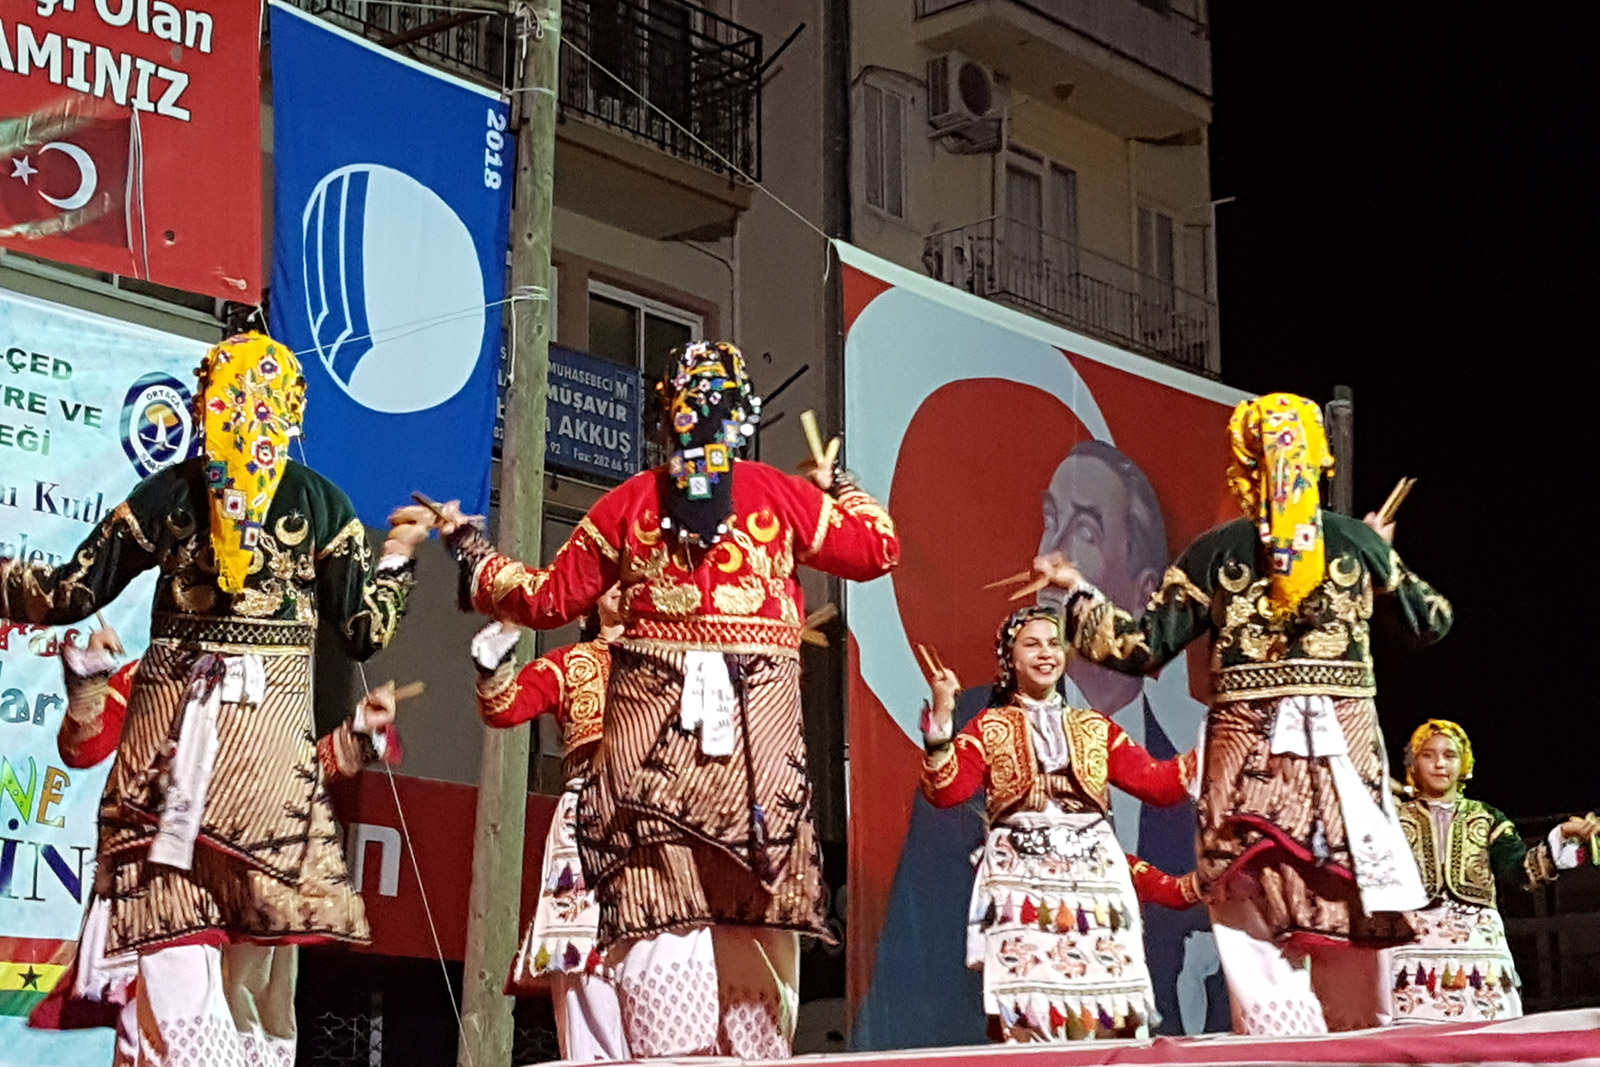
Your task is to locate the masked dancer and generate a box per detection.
[0,333,423,1066]
[1029,393,1452,1035]
[396,341,899,1058]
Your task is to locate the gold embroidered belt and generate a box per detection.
[621,615,802,657]
[1212,659,1376,702]
[151,613,314,653]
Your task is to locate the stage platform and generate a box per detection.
[530,1009,1600,1067]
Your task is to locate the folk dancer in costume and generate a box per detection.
[31,623,404,1058]
[919,607,1200,1042]
[0,333,425,1066]
[395,341,900,1058]
[469,585,629,1061]
[1391,719,1598,1024]
[1029,393,1453,1035]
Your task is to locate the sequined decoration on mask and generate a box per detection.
[656,341,762,547]
[193,333,307,594]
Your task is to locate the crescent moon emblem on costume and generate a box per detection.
[717,542,744,573]
[39,142,99,211]
[633,518,661,546]
[746,510,780,543]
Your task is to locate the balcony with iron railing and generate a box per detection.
[281,0,763,238]
[923,218,1216,374]
[912,0,1210,140]
[561,0,763,182]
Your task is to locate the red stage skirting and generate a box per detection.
[554,1010,1600,1067]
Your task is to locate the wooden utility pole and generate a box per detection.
[457,3,560,1065]
[1325,384,1354,515]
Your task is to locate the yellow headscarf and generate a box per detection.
[193,333,306,594]
[1405,718,1474,788]
[1226,393,1335,618]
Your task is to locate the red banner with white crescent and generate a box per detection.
[0,2,263,300]
[838,241,1252,1045]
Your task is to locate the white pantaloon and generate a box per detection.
[608,925,799,1058]
[1210,896,1391,1035]
[550,972,630,1061]
[113,943,298,1067]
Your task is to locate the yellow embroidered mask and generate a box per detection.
[1226,393,1334,618]
[194,333,307,595]
[1406,718,1474,788]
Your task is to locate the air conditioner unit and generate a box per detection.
[926,52,997,131]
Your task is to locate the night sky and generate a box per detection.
[1208,9,1598,819]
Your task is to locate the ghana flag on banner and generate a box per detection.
[0,938,73,1019]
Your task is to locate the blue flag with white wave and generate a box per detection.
[268,2,511,526]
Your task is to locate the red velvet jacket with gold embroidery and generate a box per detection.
[922,704,1196,826]
[467,462,899,654]
[476,640,610,757]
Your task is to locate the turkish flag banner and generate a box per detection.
[0,4,263,301]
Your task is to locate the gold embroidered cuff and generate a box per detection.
[476,665,520,725]
[1525,843,1558,888]
[923,742,960,793]
[1179,872,1202,905]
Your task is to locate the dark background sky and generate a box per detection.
[1208,8,1598,818]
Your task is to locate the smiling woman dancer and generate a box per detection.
[1391,719,1599,1024]
[918,607,1197,1042]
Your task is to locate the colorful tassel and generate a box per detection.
[563,943,582,970]
[1021,898,1039,925]
[1038,902,1054,928]
[1093,898,1111,929]
[1048,1004,1066,1034]
[1415,963,1427,986]
[1076,904,1090,935]
[1468,966,1482,990]
[1000,897,1015,924]
[556,865,575,893]
[1426,967,1438,993]
[1055,905,1074,933]
[1097,1006,1114,1031]
[534,944,551,971]
[1080,1006,1096,1034]
[1395,967,1409,990]
[586,947,603,972]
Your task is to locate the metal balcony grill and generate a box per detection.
[560,0,763,180]
[924,218,1216,374]
[280,0,763,181]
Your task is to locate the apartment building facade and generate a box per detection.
[851,0,1219,376]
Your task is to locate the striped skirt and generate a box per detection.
[576,643,829,944]
[1196,696,1413,947]
[96,642,368,955]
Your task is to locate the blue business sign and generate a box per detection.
[268,1,511,525]
[496,345,642,482]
